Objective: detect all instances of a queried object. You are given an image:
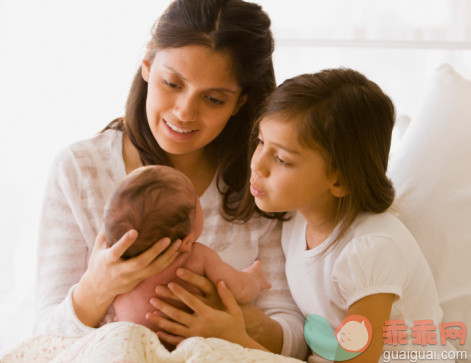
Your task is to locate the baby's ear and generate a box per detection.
[179,234,194,253]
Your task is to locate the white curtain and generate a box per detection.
[258,0,471,116]
[0,0,469,354]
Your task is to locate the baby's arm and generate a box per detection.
[195,243,271,304]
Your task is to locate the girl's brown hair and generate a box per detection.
[103,0,275,218]
[236,68,396,247]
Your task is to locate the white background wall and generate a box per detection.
[0,0,470,354]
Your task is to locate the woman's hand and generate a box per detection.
[72,226,182,327]
[154,268,266,334]
[152,268,283,353]
[147,281,268,351]
[154,268,224,310]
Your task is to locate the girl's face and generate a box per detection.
[142,45,247,158]
[250,117,339,218]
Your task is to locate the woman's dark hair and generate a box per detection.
[235,68,396,247]
[103,0,275,218]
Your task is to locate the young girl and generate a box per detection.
[242,69,455,362]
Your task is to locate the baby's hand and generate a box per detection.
[243,260,272,291]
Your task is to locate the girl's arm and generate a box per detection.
[337,293,395,363]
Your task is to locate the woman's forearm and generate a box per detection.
[242,303,283,354]
[236,333,271,352]
[72,273,115,327]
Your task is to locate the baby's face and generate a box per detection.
[179,197,204,253]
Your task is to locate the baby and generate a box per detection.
[104,165,271,333]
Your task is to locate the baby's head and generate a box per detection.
[104,165,203,259]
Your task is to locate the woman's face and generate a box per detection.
[250,117,338,218]
[142,45,246,158]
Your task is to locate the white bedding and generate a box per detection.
[1,322,304,363]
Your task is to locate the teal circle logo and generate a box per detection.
[304,314,372,361]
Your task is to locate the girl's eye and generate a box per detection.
[162,79,181,89]
[206,96,225,105]
[275,155,292,167]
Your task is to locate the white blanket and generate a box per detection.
[1,322,304,362]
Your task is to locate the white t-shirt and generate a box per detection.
[282,211,455,362]
[34,129,308,359]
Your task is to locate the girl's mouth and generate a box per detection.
[250,183,265,197]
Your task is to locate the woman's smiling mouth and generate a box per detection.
[162,119,199,141]
[164,119,198,134]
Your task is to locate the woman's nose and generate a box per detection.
[173,92,198,122]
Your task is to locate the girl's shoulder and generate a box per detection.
[281,211,417,256]
[350,211,415,246]
[337,211,424,267]
[332,211,436,310]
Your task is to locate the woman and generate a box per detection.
[34,0,307,358]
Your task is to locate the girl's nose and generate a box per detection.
[173,92,198,122]
[251,147,269,177]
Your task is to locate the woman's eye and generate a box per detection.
[207,96,224,105]
[162,79,180,89]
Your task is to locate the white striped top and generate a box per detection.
[34,129,308,359]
